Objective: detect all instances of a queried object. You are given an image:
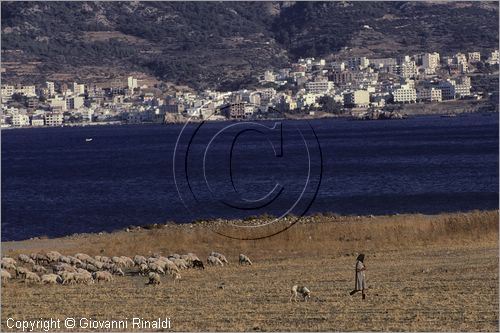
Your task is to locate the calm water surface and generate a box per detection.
[2,114,498,241]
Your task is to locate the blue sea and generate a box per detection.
[2,113,498,241]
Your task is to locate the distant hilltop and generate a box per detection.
[1,1,498,90]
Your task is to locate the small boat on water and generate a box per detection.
[441,113,457,118]
[85,138,93,142]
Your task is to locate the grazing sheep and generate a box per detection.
[239,254,253,265]
[210,252,229,265]
[168,253,181,260]
[2,257,17,266]
[1,261,16,271]
[46,251,62,263]
[74,272,94,285]
[147,272,161,285]
[120,256,134,268]
[134,255,147,266]
[68,256,83,266]
[74,253,91,262]
[19,254,35,265]
[138,263,149,275]
[148,263,165,275]
[171,258,188,270]
[16,266,30,278]
[76,268,90,274]
[41,274,62,284]
[30,253,49,265]
[84,263,98,272]
[112,256,127,268]
[24,272,41,284]
[290,285,311,302]
[110,266,125,276]
[32,265,48,274]
[192,259,205,270]
[61,272,76,285]
[170,271,181,284]
[1,269,12,283]
[58,256,72,264]
[207,256,224,266]
[53,263,76,274]
[162,259,180,274]
[93,271,113,283]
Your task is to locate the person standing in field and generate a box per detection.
[350,253,366,300]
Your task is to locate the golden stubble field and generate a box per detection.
[1,211,499,331]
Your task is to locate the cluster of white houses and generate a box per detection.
[1,49,498,126]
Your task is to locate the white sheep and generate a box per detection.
[112,256,127,268]
[2,257,17,266]
[16,266,30,278]
[74,253,91,262]
[41,274,62,284]
[93,271,113,283]
[170,271,181,284]
[239,254,253,265]
[1,261,16,271]
[19,254,35,265]
[290,285,311,302]
[46,251,62,262]
[32,265,48,274]
[171,258,188,270]
[74,272,94,285]
[147,272,161,285]
[120,256,134,268]
[1,269,12,283]
[207,256,224,266]
[148,262,165,275]
[110,266,125,276]
[134,255,147,266]
[138,263,149,275]
[24,271,41,284]
[61,272,76,285]
[210,252,229,265]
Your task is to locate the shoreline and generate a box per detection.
[2,106,497,131]
[2,209,497,255]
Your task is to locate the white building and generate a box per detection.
[467,52,481,63]
[44,112,63,126]
[417,87,442,102]
[1,85,14,99]
[127,76,138,90]
[305,80,334,94]
[422,52,440,72]
[343,90,370,107]
[14,85,36,97]
[73,82,85,95]
[263,70,275,82]
[454,53,467,65]
[348,57,369,70]
[399,61,417,78]
[31,118,44,126]
[12,113,30,127]
[487,50,499,65]
[49,98,68,112]
[392,85,417,103]
[46,81,55,96]
[66,96,85,110]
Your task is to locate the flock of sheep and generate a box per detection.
[1,251,254,287]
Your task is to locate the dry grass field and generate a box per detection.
[1,211,498,331]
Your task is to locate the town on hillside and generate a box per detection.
[1,49,499,128]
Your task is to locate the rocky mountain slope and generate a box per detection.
[1,1,498,90]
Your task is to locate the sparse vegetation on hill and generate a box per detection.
[1,1,498,89]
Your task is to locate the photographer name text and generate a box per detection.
[5,317,172,331]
